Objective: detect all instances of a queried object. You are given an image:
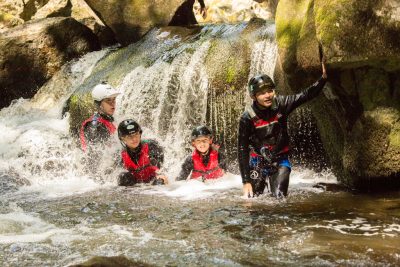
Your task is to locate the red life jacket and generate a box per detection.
[121,143,159,183]
[80,114,116,152]
[248,107,289,156]
[191,149,224,180]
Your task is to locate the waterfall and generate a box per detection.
[0,19,324,191]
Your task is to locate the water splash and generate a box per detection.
[0,49,111,193]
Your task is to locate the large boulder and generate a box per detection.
[32,0,72,20]
[83,0,188,45]
[0,0,116,46]
[82,0,279,45]
[275,0,400,189]
[0,0,25,31]
[0,17,100,109]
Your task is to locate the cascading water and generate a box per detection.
[0,21,399,267]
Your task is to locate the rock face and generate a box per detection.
[83,0,279,45]
[0,17,100,109]
[0,0,115,46]
[275,0,400,189]
[83,0,188,45]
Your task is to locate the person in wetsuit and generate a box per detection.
[117,119,168,186]
[238,62,328,198]
[176,125,227,181]
[80,82,120,153]
[169,0,207,26]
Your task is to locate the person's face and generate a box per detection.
[122,132,141,149]
[100,97,117,116]
[253,89,275,108]
[192,136,212,154]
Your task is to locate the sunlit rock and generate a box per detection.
[83,0,189,45]
[0,17,100,109]
[195,0,277,23]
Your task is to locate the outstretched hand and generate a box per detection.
[157,174,168,185]
[243,183,253,198]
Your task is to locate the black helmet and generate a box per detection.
[248,74,275,97]
[191,125,212,140]
[118,119,142,139]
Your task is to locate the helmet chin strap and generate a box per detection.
[97,104,114,122]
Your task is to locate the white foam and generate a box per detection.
[19,176,111,198]
[145,173,242,200]
[305,218,400,237]
[0,212,73,244]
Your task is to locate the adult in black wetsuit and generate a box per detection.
[238,62,328,198]
[176,126,227,181]
[169,0,207,26]
[117,120,168,186]
[80,82,120,152]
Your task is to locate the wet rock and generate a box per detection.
[0,17,100,109]
[0,171,30,193]
[69,255,153,267]
[9,244,22,253]
[275,0,400,189]
[313,182,349,192]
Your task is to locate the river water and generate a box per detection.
[0,21,399,266]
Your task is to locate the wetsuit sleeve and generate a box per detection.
[238,113,252,184]
[281,76,327,114]
[147,140,164,169]
[176,155,194,181]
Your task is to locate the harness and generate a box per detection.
[191,149,224,180]
[80,114,116,152]
[121,143,159,183]
[247,105,289,157]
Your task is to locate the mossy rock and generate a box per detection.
[342,107,400,188]
[275,0,400,189]
[277,0,400,73]
[205,39,250,95]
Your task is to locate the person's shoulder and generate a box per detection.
[84,114,103,129]
[143,139,162,148]
[240,109,252,121]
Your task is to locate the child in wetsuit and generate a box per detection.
[176,126,226,181]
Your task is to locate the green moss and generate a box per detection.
[276,0,312,50]
[389,123,400,148]
[68,93,96,136]
[314,0,346,47]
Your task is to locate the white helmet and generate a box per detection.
[91,83,120,102]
